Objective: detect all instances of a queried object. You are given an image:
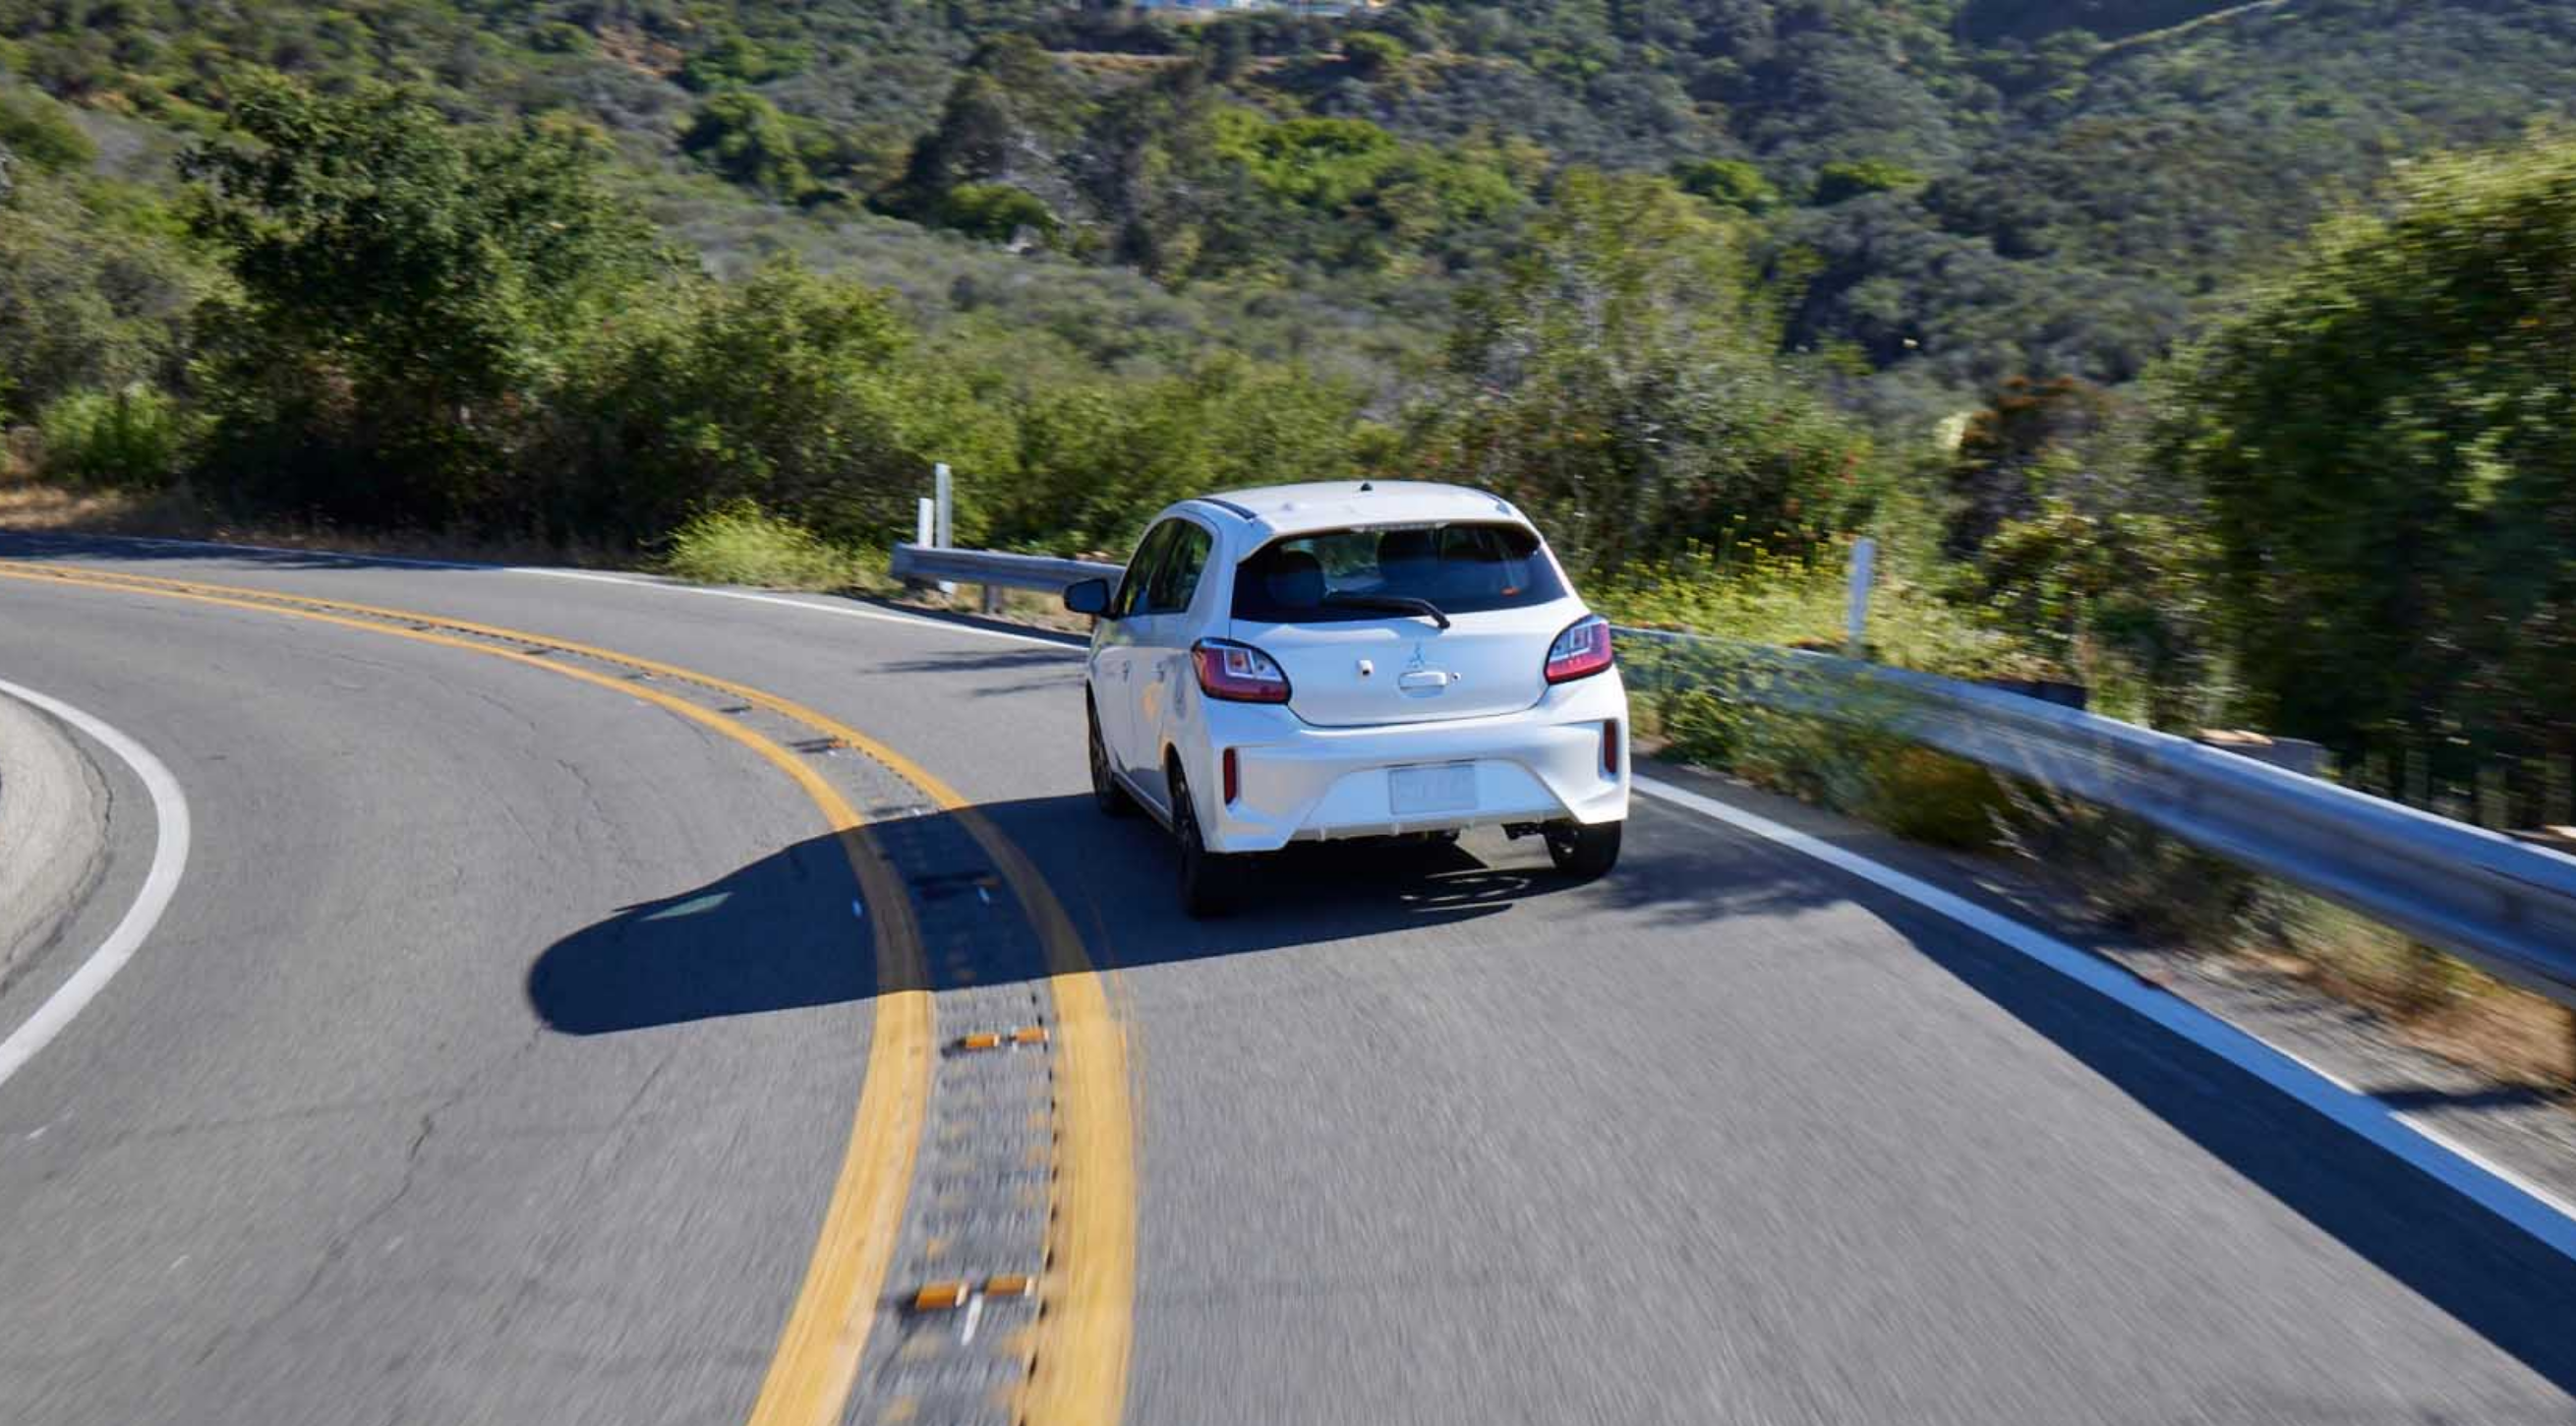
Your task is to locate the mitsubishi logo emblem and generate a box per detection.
[1404,642,1428,673]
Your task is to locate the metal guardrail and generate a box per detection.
[1618,631,2576,1006]
[892,544,1118,592]
[891,542,2576,1006]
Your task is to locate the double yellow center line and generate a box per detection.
[0,562,1134,1426]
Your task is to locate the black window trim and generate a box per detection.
[1114,520,1178,620]
[1124,513,1221,619]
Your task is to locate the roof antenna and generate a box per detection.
[1359,481,1374,492]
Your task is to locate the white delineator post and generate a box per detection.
[1845,536,1877,658]
[932,463,956,597]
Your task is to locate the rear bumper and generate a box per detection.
[1192,671,1629,854]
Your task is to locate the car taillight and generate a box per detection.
[1545,616,1615,683]
[1192,638,1291,703]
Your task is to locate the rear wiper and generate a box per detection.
[1323,592,1451,630]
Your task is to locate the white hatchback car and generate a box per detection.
[1063,481,1630,915]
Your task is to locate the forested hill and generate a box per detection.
[5,0,2574,421]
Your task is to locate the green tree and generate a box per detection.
[681,90,815,200]
[880,37,1079,222]
[0,164,208,425]
[678,30,807,92]
[552,261,949,544]
[938,183,1059,245]
[182,79,655,529]
[1421,169,1867,573]
[0,89,94,174]
[2161,136,2576,768]
[1943,376,2113,556]
[982,352,1364,553]
[1343,31,1407,82]
[1671,157,1780,215]
[1811,158,1924,206]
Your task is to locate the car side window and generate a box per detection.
[1116,522,1177,620]
[1142,522,1212,616]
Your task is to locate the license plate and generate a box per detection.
[1388,762,1477,816]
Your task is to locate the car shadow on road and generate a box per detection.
[525,833,876,1035]
[871,649,1087,699]
[524,793,1627,1038]
[526,781,1889,1040]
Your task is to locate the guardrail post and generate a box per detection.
[934,463,954,550]
[931,464,956,597]
[1844,537,1876,658]
[909,499,936,593]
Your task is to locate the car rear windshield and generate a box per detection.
[1230,522,1567,624]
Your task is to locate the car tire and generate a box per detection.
[1545,818,1621,879]
[1168,758,1242,918]
[1088,698,1135,818]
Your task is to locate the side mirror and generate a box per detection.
[1063,577,1112,617]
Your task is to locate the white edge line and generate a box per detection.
[1632,772,2576,1262]
[0,680,192,1090]
[28,532,1082,651]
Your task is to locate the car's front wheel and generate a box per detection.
[1087,698,1135,818]
[1545,818,1622,879]
[1168,758,1243,918]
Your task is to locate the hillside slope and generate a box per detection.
[5,0,2574,421]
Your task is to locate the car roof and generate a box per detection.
[1180,482,1527,542]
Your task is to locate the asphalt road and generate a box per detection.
[3,535,2573,1426]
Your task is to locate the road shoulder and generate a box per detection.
[1640,754,2576,1218]
[0,685,108,990]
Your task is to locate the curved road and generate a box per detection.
[2,537,2572,1426]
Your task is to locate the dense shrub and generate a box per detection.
[681,91,815,199]
[1810,158,1924,206]
[0,167,209,423]
[661,501,870,590]
[938,183,1059,244]
[0,89,94,174]
[2160,135,2576,771]
[549,261,947,545]
[1652,668,2008,850]
[36,386,193,486]
[1417,169,1869,573]
[184,80,655,531]
[1342,31,1408,81]
[1671,157,1782,215]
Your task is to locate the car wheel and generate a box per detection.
[1168,758,1242,918]
[1544,818,1621,879]
[1087,699,1135,818]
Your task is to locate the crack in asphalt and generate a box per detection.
[489,1045,680,1341]
[187,1024,552,1366]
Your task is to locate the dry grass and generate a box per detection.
[2244,900,2576,1092]
[0,471,206,536]
[2004,783,2576,1099]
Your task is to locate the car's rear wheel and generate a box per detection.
[1087,698,1135,818]
[1168,758,1243,918]
[1545,818,1621,879]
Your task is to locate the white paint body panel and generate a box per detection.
[1085,484,1630,855]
